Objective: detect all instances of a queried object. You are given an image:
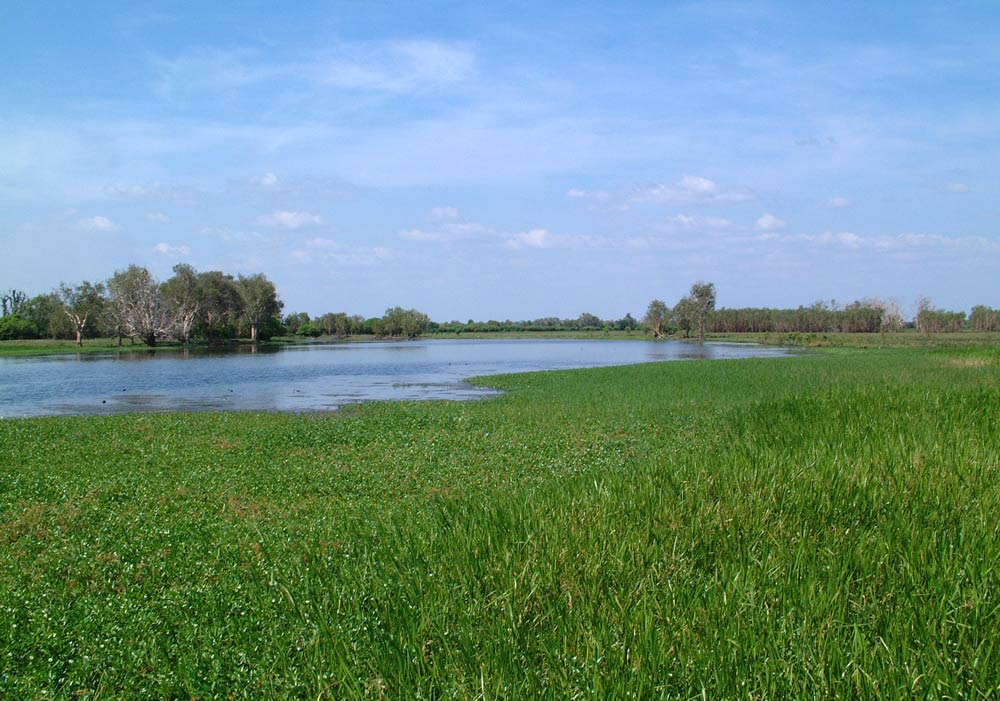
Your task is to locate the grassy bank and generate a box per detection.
[2,347,999,697]
[706,329,1000,348]
[0,338,295,357]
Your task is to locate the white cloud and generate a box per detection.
[669,214,733,231]
[504,229,607,251]
[428,206,460,221]
[399,207,491,244]
[257,210,323,229]
[79,215,117,231]
[289,240,403,266]
[152,242,191,256]
[945,182,969,193]
[633,175,753,206]
[566,188,611,202]
[317,40,476,94]
[146,212,170,223]
[755,213,787,231]
[505,228,551,250]
[399,228,442,242]
[829,196,852,208]
[750,230,1000,254]
[678,175,717,194]
[252,172,280,188]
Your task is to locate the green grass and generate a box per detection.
[1,349,999,698]
[707,330,1000,348]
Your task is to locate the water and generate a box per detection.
[0,339,792,418]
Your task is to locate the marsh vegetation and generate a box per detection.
[2,347,999,697]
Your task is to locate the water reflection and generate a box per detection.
[1,339,793,418]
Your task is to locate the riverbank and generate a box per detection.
[0,337,294,357]
[6,328,998,357]
[706,329,1000,348]
[2,346,998,697]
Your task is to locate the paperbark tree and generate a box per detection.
[236,273,282,343]
[644,299,669,338]
[58,281,106,346]
[689,281,716,341]
[160,264,201,344]
[107,265,170,346]
[197,271,244,342]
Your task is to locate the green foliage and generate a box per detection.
[236,273,284,342]
[0,314,39,340]
[916,297,966,333]
[970,305,1000,332]
[643,299,669,338]
[379,307,430,338]
[295,322,321,337]
[2,349,999,697]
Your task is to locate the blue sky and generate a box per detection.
[2,1,998,320]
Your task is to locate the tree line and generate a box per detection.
[282,307,430,339]
[0,265,435,345]
[1,265,283,345]
[1,273,996,344]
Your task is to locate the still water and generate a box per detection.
[0,339,792,418]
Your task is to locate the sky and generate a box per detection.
[2,1,998,320]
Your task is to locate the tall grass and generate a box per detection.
[1,349,998,697]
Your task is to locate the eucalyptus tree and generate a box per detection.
[644,299,669,339]
[970,305,1000,332]
[107,265,171,346]
[58,281,107,346]
[236,273,283,343]
[1,289,27,317]
[672,296,696,338]
[160,264,201,343]
[689,281,716,341]
[23,293,70,339]
[196,271,244,342]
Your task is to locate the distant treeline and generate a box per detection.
[0,266,429,345]
[2,273,997,345]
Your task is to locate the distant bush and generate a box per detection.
[0,315,40,340]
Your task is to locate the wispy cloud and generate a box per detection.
[79,215,117,231]
[945,182,969,193]
[146,212,170,223]
[398,207,491,244]
[257,210,323,229]
[289,237,403,266]
[755,213,786,231]
[829,196,851,208]
[152,242,191,257]
[632,176,754,206]
[154,40,476,100]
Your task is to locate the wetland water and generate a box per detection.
[0,338,792,418]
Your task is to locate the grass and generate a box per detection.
[707,330,1000,348]
[1,348,999,698]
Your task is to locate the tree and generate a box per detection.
[21,293,69,339]
[672,296,696,338]
[689,281,716,341]
[0,315,38,340]
[616,313,637,331]
[970,305,1000,332]
[196,271,244,343]
[236,273,283,343]
[107,265,170,346]
[644,300,669,339]
[1,289,27,317]
[58,281,107,346]
[283,312,311,336]
[160,264,201,343]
